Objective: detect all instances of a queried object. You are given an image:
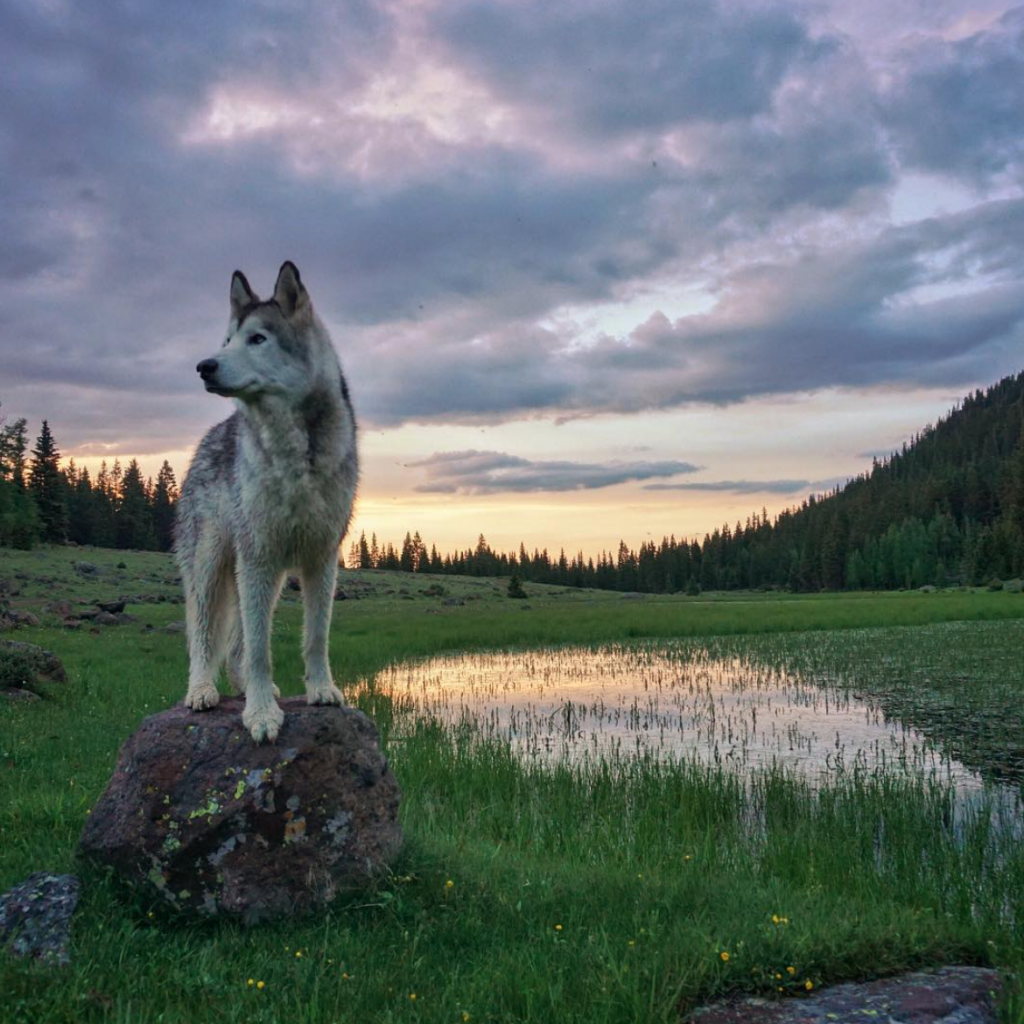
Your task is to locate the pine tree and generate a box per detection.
[117,459,154,549]
[29,420,68,542]
[151,461,178,551]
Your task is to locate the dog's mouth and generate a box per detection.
[204,381,257,398]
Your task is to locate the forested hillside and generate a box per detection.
[351,371,1024,592]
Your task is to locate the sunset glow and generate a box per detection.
[4,0,1023,557]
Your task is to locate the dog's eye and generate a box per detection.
[247,333,267,346]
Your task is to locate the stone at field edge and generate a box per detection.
[686,966,1002,1024]
[0,872,80,965]
[78,698,402,923]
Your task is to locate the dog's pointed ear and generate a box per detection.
[230,271,258,319]
[273,261,310,318]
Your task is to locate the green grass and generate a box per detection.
[2,546,1024,1023]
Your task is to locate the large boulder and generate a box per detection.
[79,698,402,923]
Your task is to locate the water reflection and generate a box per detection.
[370,643,1016,802]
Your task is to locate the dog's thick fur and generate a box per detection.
[174,262,358,742]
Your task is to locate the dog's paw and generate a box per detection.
[184,684,220,710]
[306,682,345,706]
[243,699,285,744]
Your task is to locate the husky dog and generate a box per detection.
[175,262,358,743]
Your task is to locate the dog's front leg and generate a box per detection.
[301,554,344,706]
[238,560,286,743]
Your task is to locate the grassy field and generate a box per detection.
[2,545,1024,1023]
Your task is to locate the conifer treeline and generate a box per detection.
[346,371,1024,592]
[4,369,1024,589]
[0,406,178,551]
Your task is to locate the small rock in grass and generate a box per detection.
[0,640,67,688]
[2,687,42,702]
[93,612,119,626]
[45,600,73,618]
[686,966,1002,1024]
[97,600,126,615]
[0,873,80,966]
[163,621,186,634]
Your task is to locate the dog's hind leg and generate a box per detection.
[183,534,230,711]
[301,553,344,706]
[238,558,286,743]
[221,581,246,696]
[223,579,280,698]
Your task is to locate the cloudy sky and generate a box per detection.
[2,0,1023,555]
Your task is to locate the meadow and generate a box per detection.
[2,545,1024,1023]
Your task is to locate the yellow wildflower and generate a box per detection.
[555,924,563,931]
[247,979,254,987]
[409,993,417,1002]
[295,950,302,958]
[805,980,813,991]
[720,951,730,962]
[446,879,454,889]
[462,1013,471,1023]
[786,966,795,975]
[256,981,265,990]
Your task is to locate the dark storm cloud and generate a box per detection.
[353,196,1024,424]
[881,7,1024,182]
[1,0,1022,449]
[409,450,700,494]
[436,0,824,135]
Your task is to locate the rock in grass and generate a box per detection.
[0,873,80,966]
[686,966,1002,1024]
[0,640,67,694]
[79,698,403,923]
[2,687,42,702]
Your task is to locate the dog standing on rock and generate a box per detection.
[175,262,358,742]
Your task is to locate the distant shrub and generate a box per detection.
[424,583,446,597]
[686,579,701,597]
[987,578,1004,591]
[507,574,527,599]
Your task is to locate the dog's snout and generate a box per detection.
[196,358,219,380]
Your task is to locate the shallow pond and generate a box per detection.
[370,641,1020,802]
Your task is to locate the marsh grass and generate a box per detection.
[2,547,1024,1022]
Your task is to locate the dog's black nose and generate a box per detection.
[196,359,219,380]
